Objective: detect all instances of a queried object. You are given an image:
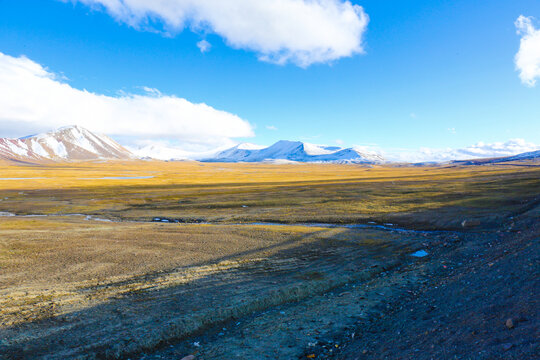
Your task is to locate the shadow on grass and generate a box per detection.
[0,228,415,360]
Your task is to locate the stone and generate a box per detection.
[461,219,481,228]
[505,318,514,329]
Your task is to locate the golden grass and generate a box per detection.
[0,161,538,227]
[0,216,396,328]
[0,160,534,189]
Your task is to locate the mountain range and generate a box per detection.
[0,126,133,163]
[204,140,384,163]
[451,149,540,165]
[0,126,538,165]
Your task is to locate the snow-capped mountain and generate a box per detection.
[452,149,540,165]
[492,149,540,162]
[204,140,384,163]
[203,143,266,162]
[0,126,133,162]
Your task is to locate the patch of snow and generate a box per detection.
[411,250,429,258]
[303,143,339,155]
[6,140,29,156]
[66,127,99,154]
[42,137,68,158]
[30,139,50,158]
[236,143,266,150]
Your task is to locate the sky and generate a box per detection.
[0,0,539,161]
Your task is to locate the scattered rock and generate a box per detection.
[181,355,195,360]
[461,219,481,228]
[505,318,514,329]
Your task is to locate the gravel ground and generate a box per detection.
[329,212,539,360]
[138,208,539,360]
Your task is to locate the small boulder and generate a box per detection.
[505,318,514,329]
[502,343,513,351]
[461,219,481,228]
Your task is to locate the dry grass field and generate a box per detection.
[0,161,538,359]
[0,161,538,227]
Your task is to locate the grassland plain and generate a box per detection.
[0,161,538,359]
[0,161,538,228]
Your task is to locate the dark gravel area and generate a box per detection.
[329,212,539,360]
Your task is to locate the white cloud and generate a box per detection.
[68,0,369,67]
[515,15,540,86]
[352,144,382,158]
[335,139,344,145]
[126,139,232,160]
[386,139,540,163]
[266,125,278,131]
[197,39,211,53]
[0,52,253,150]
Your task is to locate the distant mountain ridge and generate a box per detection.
[0,126,133,162]
[1,127,537,165]
[204,140,385,163]
[490,150,540,163]
[451,149,540,165]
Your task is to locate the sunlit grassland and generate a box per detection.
[0,216,400,327]
[0,161,538,228]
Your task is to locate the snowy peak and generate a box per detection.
[235,143,266,150]
[0,126,133,162]
[205,140,385,163]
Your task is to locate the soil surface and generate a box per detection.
[137,208,539,360]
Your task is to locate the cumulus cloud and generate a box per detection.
[266,125,278,131]
[125,139,234,160]
[0,52,253,150]
[196,39,211,53]
[515,15,540,86]
[67,0,369,67]
[386,139,540,163]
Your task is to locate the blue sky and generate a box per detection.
[0,0,539,160]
